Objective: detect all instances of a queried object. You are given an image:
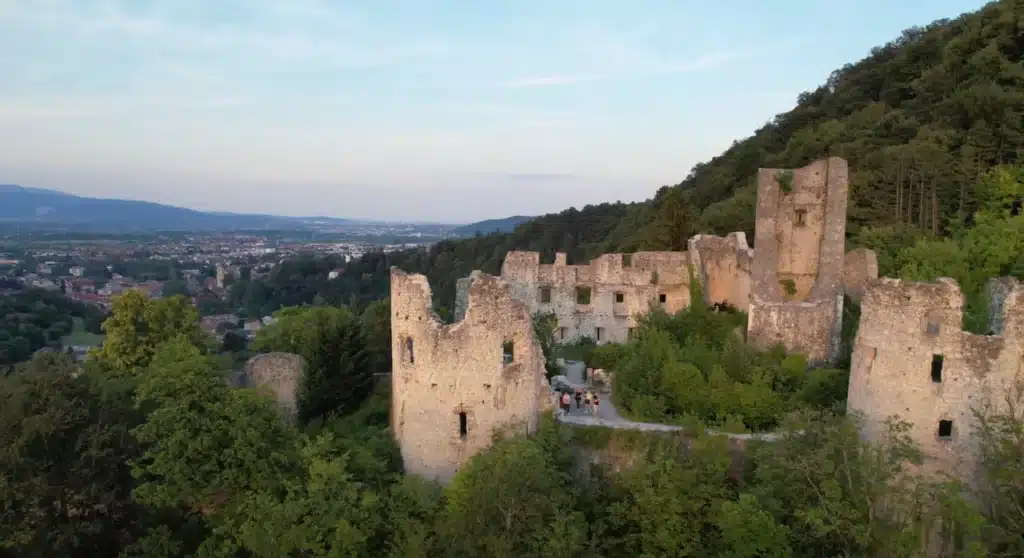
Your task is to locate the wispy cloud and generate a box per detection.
[488,20,789,89]
[1,1,449,74]
[495,50,747,89]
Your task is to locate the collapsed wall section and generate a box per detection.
[688,232,753,310]
[747,157,850,364]
[390,267,548,484]
[847,277,1024,484]
[499,250,692,344]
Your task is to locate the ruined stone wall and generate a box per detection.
[390,268,548,484]
[688,232,753,309]
[747,157,850,364]
[499,251,693,344]
[847,277,1024,484]
[240,352,306,417]
[843,247,879,304]
[454,276,471,322]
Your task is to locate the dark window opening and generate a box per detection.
[595,327,604,342]
[558,327,567,341]
[795,209,807,226]
[459,412,468,438]
[539,286,551,303]
[627,327,636,340]
[931,354,944,383]
[621,254,632,267]
[502,341,514,364]
[938,420,952,438]
[615,291,625,303]
[576,286,591,305]
[659,293,667,304]
[406,337,415,365]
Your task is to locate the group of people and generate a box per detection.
[558,387,600,417]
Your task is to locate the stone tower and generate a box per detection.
[847,277,1024,484]
[746,157,850,364]
[390,268,549,484]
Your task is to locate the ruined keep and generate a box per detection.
[390,268,549,484]
[847,277,1024,483]
[497,239,754,345]
[747,157,850,364]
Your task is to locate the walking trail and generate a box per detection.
[553,360,785,441]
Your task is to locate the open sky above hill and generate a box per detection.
[0,0,987,222]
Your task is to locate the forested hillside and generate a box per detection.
[314,0,1023,310]
[7,4,1024,556]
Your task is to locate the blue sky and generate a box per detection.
[0,0,988,223]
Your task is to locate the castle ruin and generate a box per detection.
[847,277,1024,483]
[392,156,883,482]
[390,268,550,483]
[746,157,850,364]
[496,237,755,345]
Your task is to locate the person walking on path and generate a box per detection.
[560,391,572,416]
[592,394,600,417]
[574,389,583,411]
[584,390,594,413]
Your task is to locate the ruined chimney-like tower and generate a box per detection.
[746,157,850,364]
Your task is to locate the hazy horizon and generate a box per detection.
[0,0,986,222]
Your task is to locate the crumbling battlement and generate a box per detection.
[499,250,694,344]
[390,267,549,484]
[847,277,1024,484]
[747,157,850,363]
[688,232,754,310]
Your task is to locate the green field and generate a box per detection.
[61,317,106,347]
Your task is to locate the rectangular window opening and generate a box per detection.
[575,286,591,305]
[938,420,952,438]
[539,286,551,303]
[615,291,625,303]
[595,327,604,342]
[558,327,567,341]
[459,412,468,438]
[621,253,632,267]
[931,354,944,383]
[659,293,667,304]
[502,341,514,364]
[926,319,940,336]
[795,209,807,226]
[406,337,415,365]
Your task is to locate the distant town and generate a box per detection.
[0,232,430,350]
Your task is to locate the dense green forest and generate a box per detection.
[0,284,105,366]
[225,0,1023,317]
[3,260,1024,557]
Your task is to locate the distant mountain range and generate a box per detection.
[0,184,534,235]
[450,216,533,236]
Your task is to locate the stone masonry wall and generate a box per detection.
[747,157,850,364]
[847,277,1024,484]
[240,352,306,418]
[500,251,694,344]
[390,267,549,484]
[843,247,879,304]
[688,232,754,309]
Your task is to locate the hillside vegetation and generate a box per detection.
[7,4,1024,557]
[312,0,1022,311]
